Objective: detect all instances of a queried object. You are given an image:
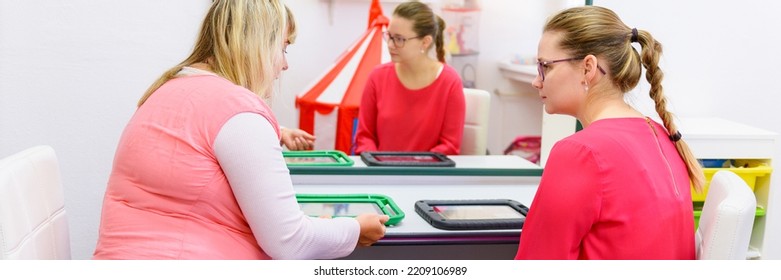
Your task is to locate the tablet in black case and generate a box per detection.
[415,199,529,230]
[360,151,456,167]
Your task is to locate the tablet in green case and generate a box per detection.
[296,193,405,226]
[283,150,354,166]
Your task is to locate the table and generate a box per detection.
[290,155,542,259]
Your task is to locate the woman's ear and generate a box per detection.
[582,54,599,82]
[422,35,434,50]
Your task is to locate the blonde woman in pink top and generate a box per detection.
[93,1,388,260]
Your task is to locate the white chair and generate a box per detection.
[0,145,71,259]
[460,88,490,155]
[695,170,756,260]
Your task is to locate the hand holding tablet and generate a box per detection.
[356,214,390,247]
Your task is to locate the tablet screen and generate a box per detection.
[299,202,383,217]
[433,205,524,220]
[285,156,337,164]
[375,155,440,163]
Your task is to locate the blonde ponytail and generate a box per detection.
[636,31,704,192]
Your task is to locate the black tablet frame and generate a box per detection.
[415,199,529,230]
[360,151,456,167]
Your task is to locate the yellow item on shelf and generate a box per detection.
[691,165,772,202]
[446,31,460,55]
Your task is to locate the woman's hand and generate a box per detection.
[355,214,390,247]
[280,127,315,150]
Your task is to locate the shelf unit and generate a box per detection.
[679,117,778,259]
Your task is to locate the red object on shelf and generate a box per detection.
[504,136,541,164]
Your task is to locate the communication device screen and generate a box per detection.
[299,202,383,217]
[375,155,440,163]
[285,156,337,163]
[432,205,524,220]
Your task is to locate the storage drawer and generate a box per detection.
[691,165,772,202]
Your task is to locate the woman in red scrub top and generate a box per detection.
[515,6,704,260]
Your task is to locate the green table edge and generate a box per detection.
[288,166,543,176]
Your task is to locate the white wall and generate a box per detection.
[0,0,211,259]
[596,0,781,132]
[2,0,781,259]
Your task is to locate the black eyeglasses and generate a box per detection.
[383,32,421,48]
[537,57,607,82]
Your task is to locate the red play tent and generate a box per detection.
[295,0,390,154]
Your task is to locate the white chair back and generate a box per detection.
[695,170,756,260]
[460,88,490,155]
[0,145,71,259]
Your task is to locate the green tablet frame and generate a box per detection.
[296,193,405,226]
[283,150,354,166]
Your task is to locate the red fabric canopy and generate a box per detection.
[295,0,389,154]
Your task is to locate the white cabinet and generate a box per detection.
[489,62,542,155]
[498,62,536,85]
[498,61,573,166]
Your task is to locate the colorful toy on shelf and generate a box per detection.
[446,27,461,54]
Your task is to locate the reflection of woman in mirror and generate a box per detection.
[354,1,465,155]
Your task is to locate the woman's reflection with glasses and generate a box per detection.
[383,31,421,48]
[354,1,466,156]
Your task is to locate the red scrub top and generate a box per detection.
[516,118,696,260]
